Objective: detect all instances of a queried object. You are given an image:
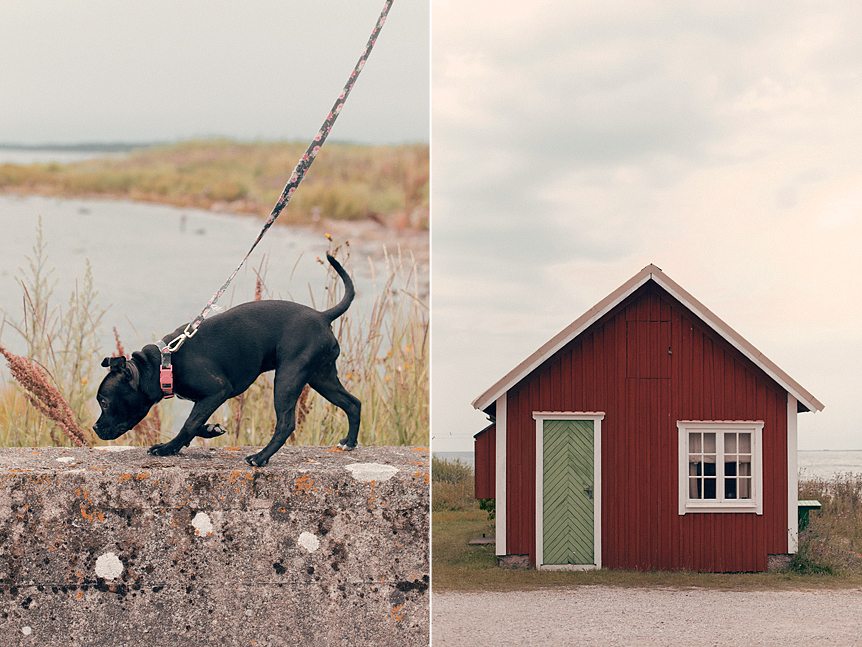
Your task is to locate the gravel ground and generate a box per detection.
[432,588,862,646]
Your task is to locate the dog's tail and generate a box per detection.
[321,253,355,322]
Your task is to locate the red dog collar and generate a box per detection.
[155,340,174,399]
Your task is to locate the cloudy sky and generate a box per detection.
[0,0,428,145]
[432,1,862,451]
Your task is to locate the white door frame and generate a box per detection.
[534,412,604,570]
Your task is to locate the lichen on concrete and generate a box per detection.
[0,445,430,646]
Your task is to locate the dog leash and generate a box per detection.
[155,0,394,398]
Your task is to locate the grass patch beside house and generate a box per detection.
[431,456,862,591]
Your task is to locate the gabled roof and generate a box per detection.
[471,264,824,414]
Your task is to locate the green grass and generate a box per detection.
[0,139,429,227]
[431,457,862,592]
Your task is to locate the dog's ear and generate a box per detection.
[106,355,140,390]
[104,356,130,374]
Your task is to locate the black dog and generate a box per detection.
[93,254,360,467]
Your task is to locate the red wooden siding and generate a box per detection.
[474,424,496,499]
[503,282,788,572]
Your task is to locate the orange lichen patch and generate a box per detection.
[118,474,132,483]
[411,447,429,452]
[365,480,377,510]
[224,447,241,451]
[228,469,248,484]
[295,474,314,495]
[136,472,149,480]
[389,604,404,622]
[326,446,346,453]
[80,504,105,523]
[413,469,430,484]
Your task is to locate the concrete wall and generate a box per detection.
[0,445,429,646]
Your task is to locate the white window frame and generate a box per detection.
[677,421,763,515]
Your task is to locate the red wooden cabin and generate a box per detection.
[472,265,823,572]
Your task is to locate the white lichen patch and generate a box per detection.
[56,457,76,463]
[298,531,320,553]
[95,552,123,581]
[344,463,399,482]
[192,512,213,537]
[96,446,135,452]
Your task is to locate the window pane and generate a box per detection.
[703,456,716,477]
[739,433,751,453]
[690,477,701,499]
[739,460,751,477]
[704,433,716,453]
[739,478,751,499]
[725,477,737,499]
[724,433,736,453]
[724,460,737,476]
[689,433,701,453]
[690,461,701,477]
[703,477,716,499]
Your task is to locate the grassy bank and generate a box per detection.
[431,457,862,591]
[0,139,429,227]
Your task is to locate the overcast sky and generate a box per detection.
[432,0,862,452]
[0,0,428,145]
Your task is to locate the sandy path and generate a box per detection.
[433,588,862,646]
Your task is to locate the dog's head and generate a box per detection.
[93,353,152,440]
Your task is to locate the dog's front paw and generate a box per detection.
[245,452,269,468]
[198,423,227,439]
[336,438,357,451]
[148,443,181,457]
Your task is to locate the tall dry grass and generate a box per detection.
[794,472,862,575]
[432,456,476,512]
[0,218,101,447]
[0,223,428,449]
[208,241,429,448]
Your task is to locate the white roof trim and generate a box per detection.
[471,264,823,414]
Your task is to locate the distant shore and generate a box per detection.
[0,139,429,277]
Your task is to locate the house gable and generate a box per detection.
[472,265,823,415]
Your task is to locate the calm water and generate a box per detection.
[434,450,862,480]
[0,147,126,165]
[0,194,383,355]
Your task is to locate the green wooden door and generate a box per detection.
[543,419,594,565]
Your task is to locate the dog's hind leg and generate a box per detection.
[307,361,361,451]
[245,374,304,467]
